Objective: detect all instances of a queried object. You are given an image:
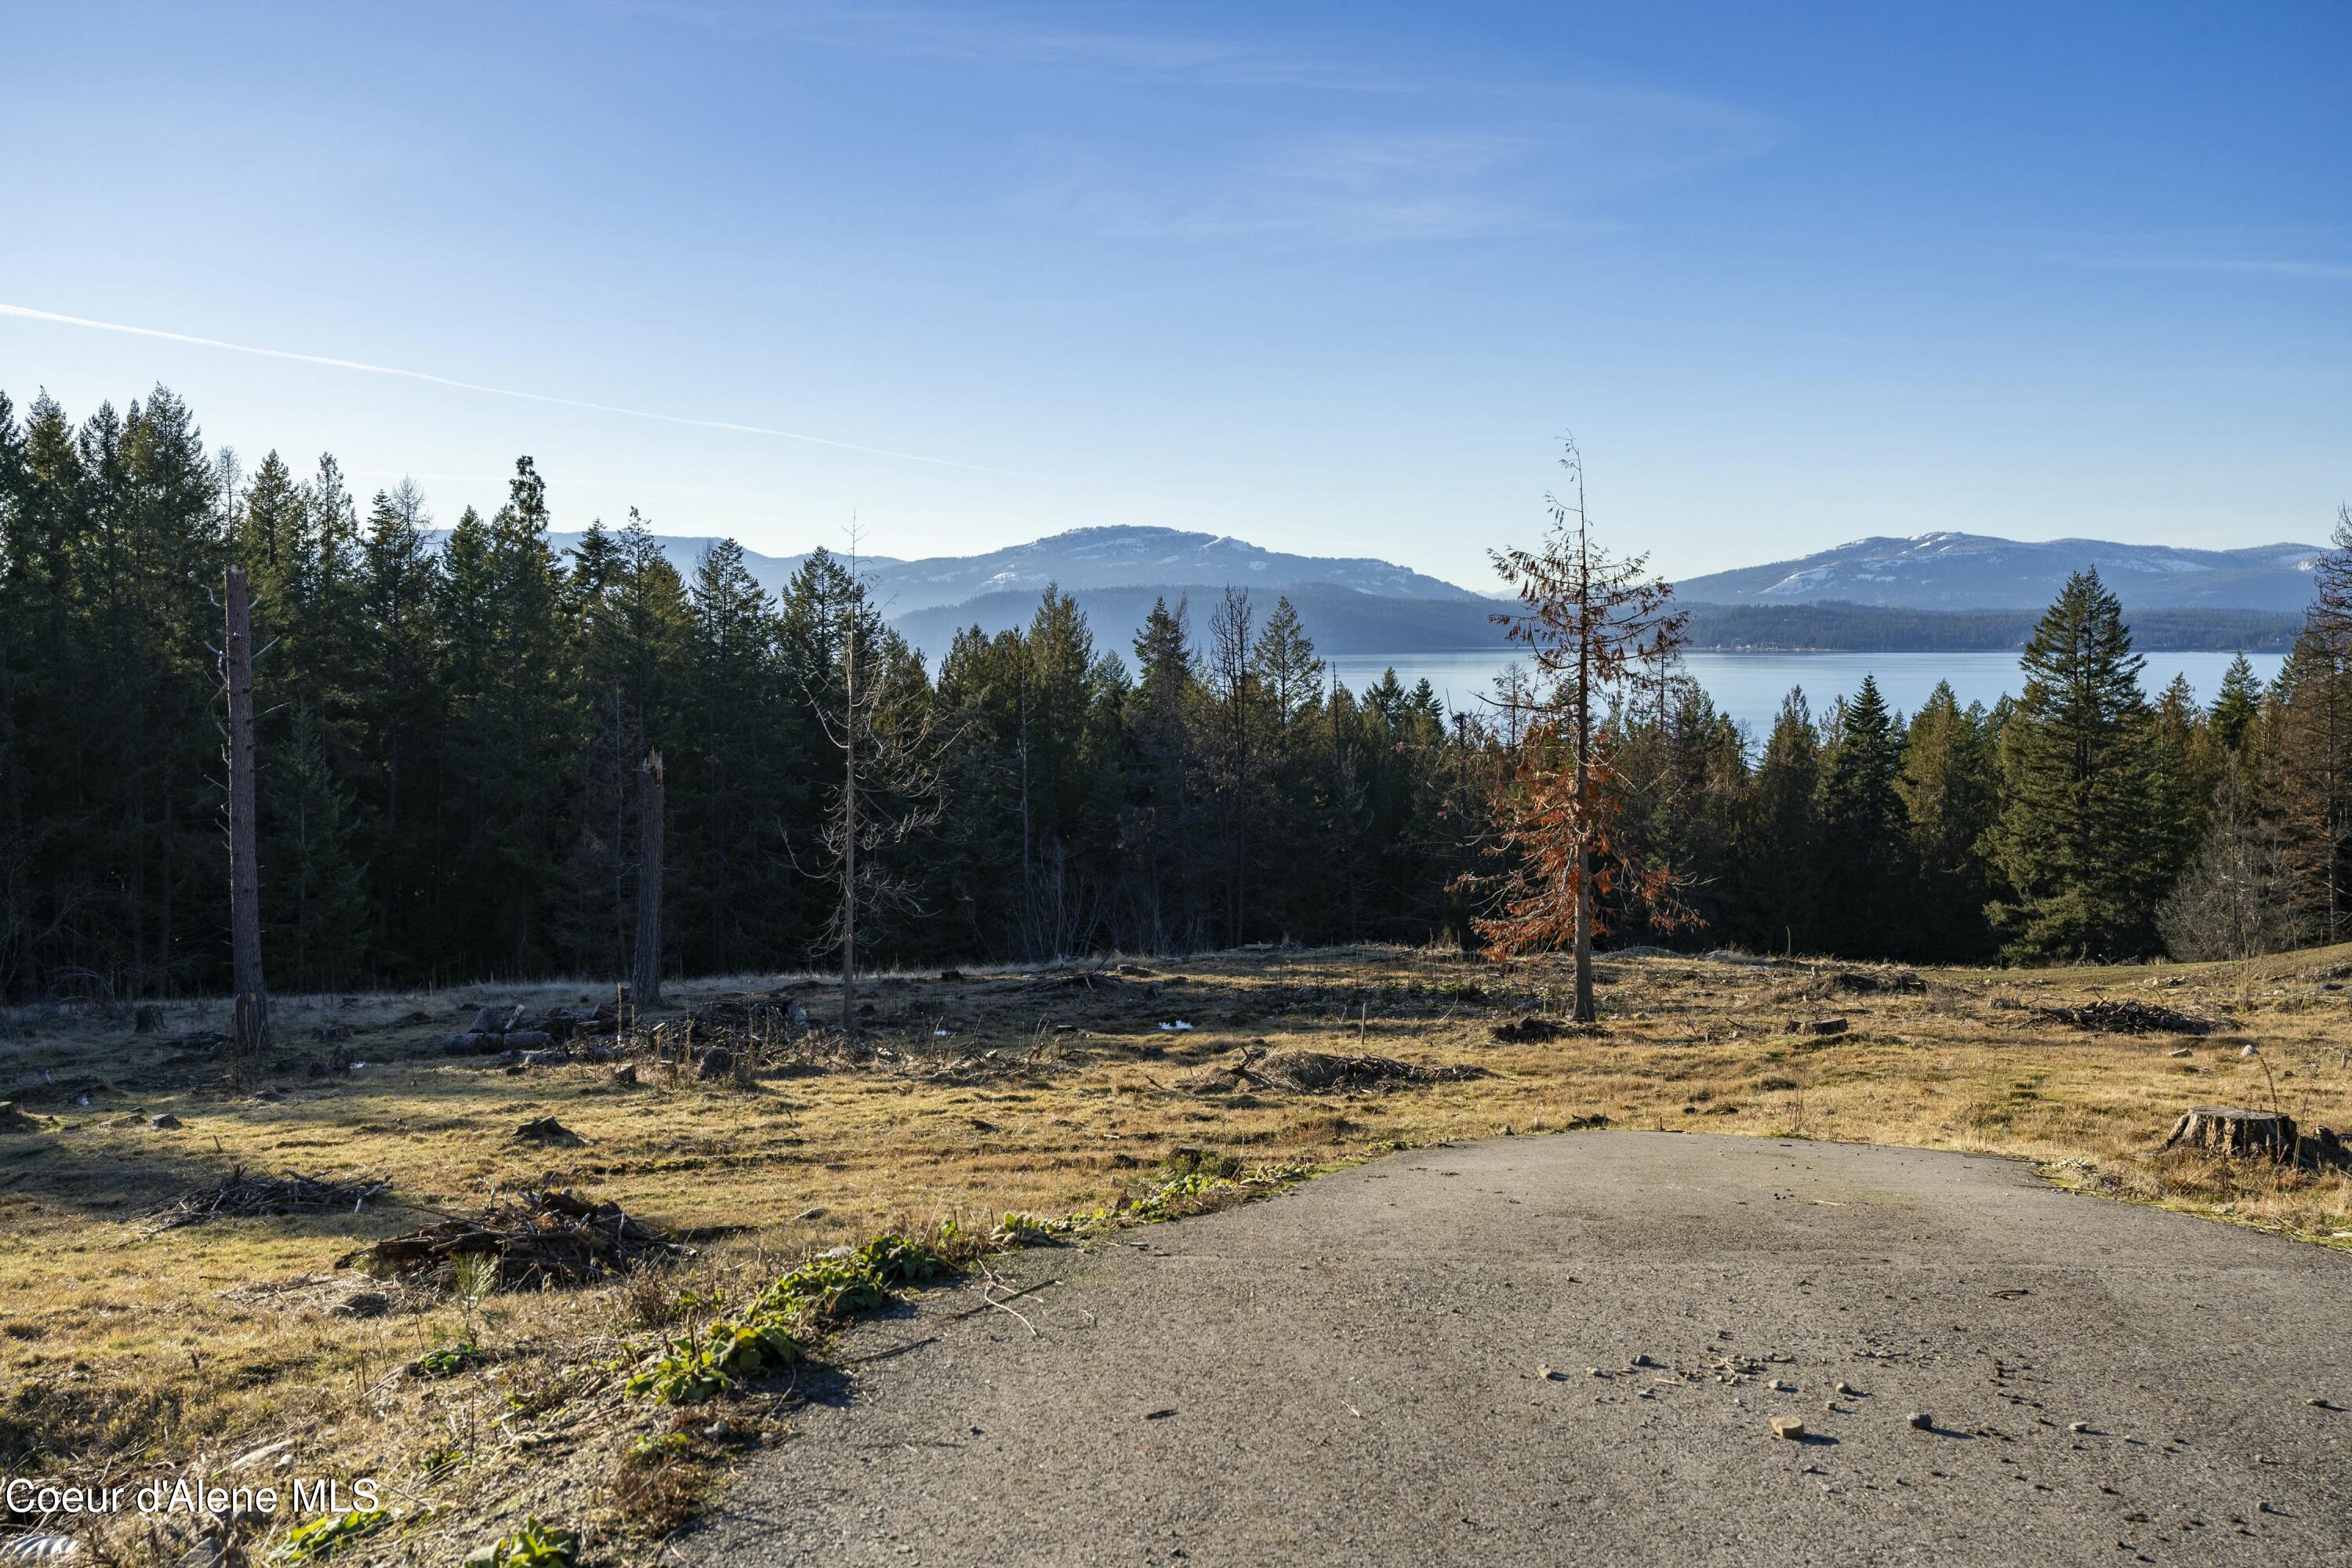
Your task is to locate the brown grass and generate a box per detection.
[2,943,2348,1561]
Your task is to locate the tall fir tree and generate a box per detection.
[1816,674,1910,957]
[1985,571,2161,961]
[1896,681,1995,960]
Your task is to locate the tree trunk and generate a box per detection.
[1571,626,1595,1025]
[223,567,269,1080]
[841,623,858,1040]
[631,751,664,1011]
[2160,1105,2296,1161]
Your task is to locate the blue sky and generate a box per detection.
[2,1,2345,589]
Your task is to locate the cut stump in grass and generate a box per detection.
[2160,1105,2296,1161]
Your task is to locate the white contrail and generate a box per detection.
[0,302,1014,475]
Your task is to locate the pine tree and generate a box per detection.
[1817,674,1909,957]
[1896,682,1995,960]
[678,539,790,975]
[2209,653,2263,753]
[2263,627,2352,942]
[2273,505,2352,941]
[0,393,29,995]
[1121,596,1201,949]
[1985,571,2161,961]
[1251,595,1329,937]
[571,510,693,975]
[2147,672,2212,894]
[355,480,445,972]
[1200,587,1265,945]
[1744,691,1821,955]
[262,704,369,988]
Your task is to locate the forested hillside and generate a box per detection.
[3,385,2347,998]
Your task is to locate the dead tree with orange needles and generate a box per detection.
[1469,439,1699,1022]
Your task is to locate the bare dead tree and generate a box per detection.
[632,751,665,1010]
[1465,438,1697,1022]
[791,530,948,1041]
[221,566,269,1080]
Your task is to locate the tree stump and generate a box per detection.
[2160,1105,2296,1161]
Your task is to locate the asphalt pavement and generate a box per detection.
[684,1131,2352,1566]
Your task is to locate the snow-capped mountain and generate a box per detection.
[1676,532,2324,612]
[544,524,1483,612]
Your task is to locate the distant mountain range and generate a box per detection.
[541,524,1479,613]
[509,524,2322,655]
[1677,532,2325,612]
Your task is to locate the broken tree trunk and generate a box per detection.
[2160,1105,2296,1161]
[631,752,665,1011]
[223,566,270,1079]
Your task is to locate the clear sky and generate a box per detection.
[2,2,2345,590]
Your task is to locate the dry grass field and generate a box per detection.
[2,942,2348,1563]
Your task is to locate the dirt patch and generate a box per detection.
[1490,1015,1573,1044]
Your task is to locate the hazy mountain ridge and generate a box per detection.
[532,524,1481,612]
[1678,532,2323,612]
[510,525,2324,649]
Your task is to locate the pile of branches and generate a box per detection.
[440,1000,620,1058]
[1491,1015,1573,1044]
[1183,1047,1483,1095]
[2034,999,2212,1036]
[146,1169,390,1232]
[764,1030,1033,1083]
[338,1189,689,1289]
[1828,967,1926,995]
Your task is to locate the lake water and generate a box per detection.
[1323,649,2287,739]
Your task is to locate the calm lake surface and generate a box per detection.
[1323,649,2288,739]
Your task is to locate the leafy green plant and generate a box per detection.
[466,1516,575,1568]
[754,1254,888,1319]
[625,1231,957,1403]
[1129,1171,1232,1221]
[990,1211,1073,1247]
[626,1317,805,1403]
[411,1341,486,1378]
[278,1508,388,1563]
[854,1232,951,1288]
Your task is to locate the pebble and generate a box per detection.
[1769,1378,1795,1392]
[2069,1421,2089,1434]
[1907,1411,1933,1431]
[1771,1418,1806,1441]
[1584,1367,1602,1377]
[1537,1363,1565,1381]
[1835,1381,1857,1396]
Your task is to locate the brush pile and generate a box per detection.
[1828,967,1926,995]
[339,1188,688,1288]
[145,1169,390,1232]
[1182,1047,1483,1095]
[2034,1000,2212,1036]
[439,1000,620,1058]
[1490,1015,1572,1044]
